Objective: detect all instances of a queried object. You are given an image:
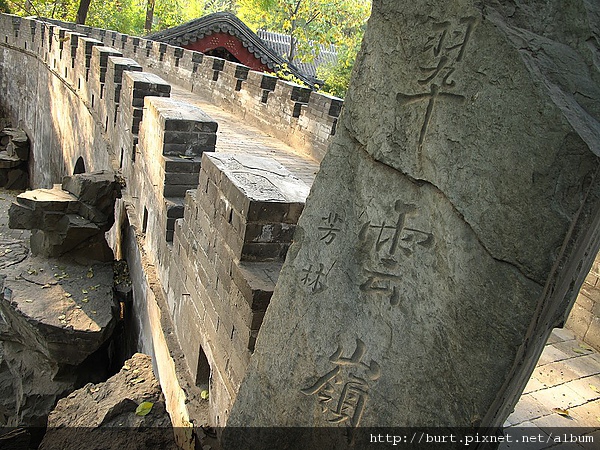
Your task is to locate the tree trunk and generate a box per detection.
[145,0,155,33]
[75,0,91,25]
[288,21,296,63]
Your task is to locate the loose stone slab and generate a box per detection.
[0,256,117,365]
[224,0,600,442]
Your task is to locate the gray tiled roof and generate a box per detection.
[257,30,337,80]
[147,12,334,87]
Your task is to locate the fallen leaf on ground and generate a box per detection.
[552,407,571,418]
[135,401,153,416]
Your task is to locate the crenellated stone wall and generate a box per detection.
[0,13,319,445]
[172,153,309,425]
[43,16,342,163]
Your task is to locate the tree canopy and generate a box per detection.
[6,0,371,96]
[6,0,219,35]
[238,0,370,96]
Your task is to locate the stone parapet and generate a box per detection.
[37,16,343,162]
[171,153,308,425]
[567,252,600,350]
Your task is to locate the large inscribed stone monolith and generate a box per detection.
[226,0,600,442]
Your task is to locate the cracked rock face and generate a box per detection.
[40,353,178,450]
[1,256,117,365]
[0,254,118,427]
[225,0,600,439]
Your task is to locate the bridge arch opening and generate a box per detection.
[73,157,86,174]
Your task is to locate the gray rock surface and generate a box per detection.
[0,189,119,429]
[40,353,178,450]
[0,127,29,189]
[0,340,76,427]
[2,128,29,161]
[224,0,600,441]
[1,256,117,365]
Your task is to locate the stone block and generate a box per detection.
[165,198,184,218]
[163,184,192,198]
[230,261,280,312]
[584,317,600,351]
[579,282,600,304]
[240,242,290,261]
[162,155,202,173]
[7,202,35,229]
[106,56,142,84]
[244,223,296,243]
[90,46,122,82]
[246,71,277,91]
[505,394,547,426]
[566,303,593,341]
[0,152,22,169]
[164,171,201,186]
[147,97,217,133]
[13,189,79,214]
[61,170,119,207]
[122,71,170,108]
[203,153,309,224]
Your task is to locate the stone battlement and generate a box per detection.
[0,13,324,447]
[37,15,342,163]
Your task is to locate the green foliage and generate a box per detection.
[238,0,370,96]
[0,0,11,13]
[238,0,370,63]
[317,40,358,98]
[273,62,308,87]
[7,0,223,35]
[87,0,146,35]
[135,401,154,416]
[7,0,78,20]
[203,0,236,14]
[7,0,369,96]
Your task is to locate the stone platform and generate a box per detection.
[502,328,600,448]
